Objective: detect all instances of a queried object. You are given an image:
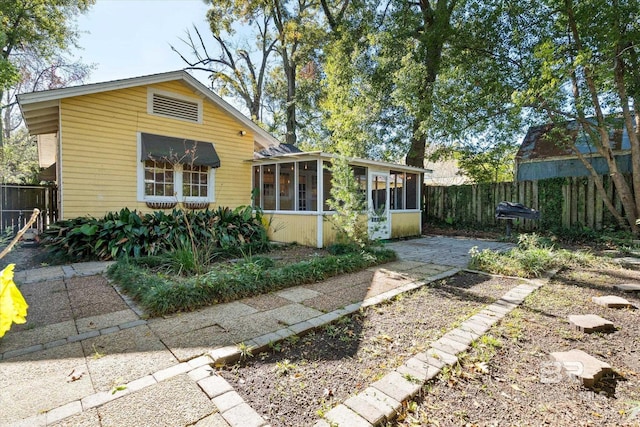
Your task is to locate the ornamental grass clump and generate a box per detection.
[469,233,612,278]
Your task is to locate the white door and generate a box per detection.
[368,172,391,240]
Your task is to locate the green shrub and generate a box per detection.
[327,242,361,255]
[42,205,269,262]
[108,246,397,317]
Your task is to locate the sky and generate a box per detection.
[69,0,213,85]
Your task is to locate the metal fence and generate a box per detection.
[0,184,58,234]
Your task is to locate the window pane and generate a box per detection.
[371,175,387,210]
[351,166,367,205]
[145,161,174,197]
[298,161,317,211]
[263,164,276,210]
[406,173,418,209]
[279,162,295,210]
[322,161,333,211]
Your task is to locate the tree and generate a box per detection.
[494,0,640,232]
[0,0,94,145]
[172,19,277,123]
[2,52,92,140]
[194,0,325,145]
[0,128,39,183]
[377,1,459,168]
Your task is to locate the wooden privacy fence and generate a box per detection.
[0,184,58,234]
[423,175,628,232]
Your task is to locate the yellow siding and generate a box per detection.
[391,212,421,238]
[322,214,367,247]
[266,213,317,247]
[59,80,254,218]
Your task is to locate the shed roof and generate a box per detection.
[16,70,280,150]
[517,119,632,162]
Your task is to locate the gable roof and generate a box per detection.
[16,70,280,150]
[517,119,632,162]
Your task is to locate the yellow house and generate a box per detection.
[18,71,428,248]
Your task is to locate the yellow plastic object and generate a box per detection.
[0,264,28,338]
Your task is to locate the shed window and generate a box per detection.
[279,163,295,210]
[390,170,404,210]
[298,161,317,211]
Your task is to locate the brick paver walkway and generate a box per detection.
[1,236,519,427]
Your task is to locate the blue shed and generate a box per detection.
[515,120,633,181]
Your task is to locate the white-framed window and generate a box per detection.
[147,88,203,124]
[183,164,209,198]
[144,160,175,197]
[137,133,215,203]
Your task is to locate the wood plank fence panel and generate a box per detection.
[423,174,632,232]
[0,184,58,234]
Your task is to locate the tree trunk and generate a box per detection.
[404,1,452,168]
[406,120,426,167]
[284,58,297,146]
[0,89,4,147]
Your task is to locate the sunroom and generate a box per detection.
[251,150,428,248]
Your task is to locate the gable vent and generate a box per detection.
[151,93,200,122]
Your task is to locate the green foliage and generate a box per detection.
[42,206,270,262]
[326,242,361,255]
[107,246,397,316]
[0,129,40,183]
[537,177,565,230]
[469,233,610,277]
[326,157,368,245]
[452,141,516,184]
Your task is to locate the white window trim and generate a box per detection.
[136,133,215,203]
[147,88,203,124]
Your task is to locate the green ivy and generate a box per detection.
[537,177,565,230]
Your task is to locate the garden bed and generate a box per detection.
[395,265,640,426]
[107,244,396,316]
[217,272,523,427]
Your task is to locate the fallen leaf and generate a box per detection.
[66,368,84,382]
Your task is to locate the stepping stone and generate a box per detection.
[592,295,636,309]
[613,283,640,293]
[550,349,612,387]
[567,314,615,333]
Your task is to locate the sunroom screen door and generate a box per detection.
[368,172,391,240]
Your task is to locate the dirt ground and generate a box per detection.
[396,266,640,427]
[218,272,524,427]
[0,243,49,271]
